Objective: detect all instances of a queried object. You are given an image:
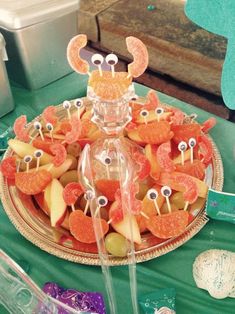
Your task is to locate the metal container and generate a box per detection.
[0,0,79,90]
[0,33,14,118]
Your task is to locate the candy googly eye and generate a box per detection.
[97,196,108,207]
[34,149,43,158]
[105,53,118,66]
[131,95,138,101]
[33,121,42,130]
[188,137,197,148]
[23,155,33,163]
[74,98,83,108]
[102,155,112,165]
[63,100,71,109]
[140,109,149,117]
[84,190,95,201]
[178,141,188,152]
[46,123,53,131]
[161,186,172,197]
[91,54,104,65]
[147,188,158,200]
[155,108,164,115]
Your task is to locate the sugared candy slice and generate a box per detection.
[69,210,109,244]
[199,135,213,164]
[146,210,189,239]
[65,116,81,144]
[67,34,90,74]
[63,182,83,206]
[15,170,52,195]
[201,117,217,133]
[175,159,205,180]
[132,150,151,180]
[50,143,67,167]
[157,142,175,172]
[96,179,120,202]
[0,156,17,179]
[172,123,201,144]
[126,36,148,78]
[138,121,173,145]
[13,115,30,142]
[42,106,58,125]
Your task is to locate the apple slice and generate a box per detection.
[145,144,161,180]
[29,159,72,178]
[8,139,52,165]
[173,149,191,164]
[111,214,141,244]
[50,179,67,227]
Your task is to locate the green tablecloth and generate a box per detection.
[0,74,235,314]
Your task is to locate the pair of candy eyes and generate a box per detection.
[84,191,108,207]
[23,150,43,163]
[178,138,196,151]
[34,121,53,131]
[140,108,164,118]
[63,99,83,110]
[91,53,118,66]
[147,186,172,200]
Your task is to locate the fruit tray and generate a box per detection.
[0,96,224,265]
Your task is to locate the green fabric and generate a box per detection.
[0,75,235,314]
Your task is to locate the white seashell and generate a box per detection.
[154,307,175,314]
[193,249,235,299]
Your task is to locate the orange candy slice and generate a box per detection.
[65,116,81,144]
[15,170,52,195]
[146,211,189,239]
[126,36,148,78]
[42,106,58,125]
[13,115,30,142]
[67,34,89,74]
[96,179,120,202]
[201,117,217,133]
[171,123,201,144]
[63,182,83,206]
[198,135,213,164]
[69,210,109,244]
[138,121,174,145]
[50,143,67,167]
[0,156,17,179]
[156,142,175,172]
[175,159,205,180]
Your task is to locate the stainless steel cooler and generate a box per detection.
[0,0,79,90]
[0,33,14,118]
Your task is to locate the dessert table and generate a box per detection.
[0,73,235,314]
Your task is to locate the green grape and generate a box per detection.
[59,170,78,187]
[160,203,179,214]
[170,192,185,209]
[105,232,129,257]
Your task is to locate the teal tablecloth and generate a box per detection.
[0,74,235,314]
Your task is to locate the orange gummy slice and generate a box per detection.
[42,106,58,125]
[201,117,217,133]
[126,36,148,78]
[50,143,67,167]
[0,156,16,180]
[67,34,89,74]
[198,135,213,164]
[13,115,30,142]
[156,142,175,172]
[69,210,109,244]
[88,71,132,101]
[138,121,174,145]
[146,211,189,239]
[15,170,52,195]
[63,182,83,206]
[171,123,201,144]
[96,179,120,202]
[175,159,205,180]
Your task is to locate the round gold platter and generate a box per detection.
[0,98,224,265]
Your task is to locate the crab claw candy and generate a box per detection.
[42,106,58,125]
[201,117,217,133]
[13,115,30,142]
[67,34,90,74]
[175,159,205,180]
[157,142,175,172]
[50,143,67,167]
[69,210,109,244]
[96,179,120,202]
[15,170,52,195]
[65,116,81,144]
[199,135,213,164]
[133,150,151,180]
[126,36,148,78]
[138,121,173,145]
[170,109,185,125]
[172,124,201,144]
[145,90,160,110]
[146,211,189,239]
[0,156,16,179]
[63,182,83,205]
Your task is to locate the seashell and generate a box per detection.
[193,249,235,299]
[154,307,175,314]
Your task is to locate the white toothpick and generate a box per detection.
[184,201,189,211]
[95,196,108,217]
[103,156,112,180]
[74,99,83,118]
[46,123,54,142]
[140,109,149,125]
[140,211,149,219]
[155,108,164,122]
[71,204,76,212]
[23,155,32,173]
[34,122,44,141]
[83,190,95,216]
[63,101,71,120]
[178,141,187,166]
[189,138,196,164]
[161,186,172,213]
[105,54,118,78]
[147,189,161,216]
[34,150,43,171]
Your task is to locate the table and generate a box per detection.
[0,74,235,314]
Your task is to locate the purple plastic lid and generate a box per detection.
[43,282,106,314]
